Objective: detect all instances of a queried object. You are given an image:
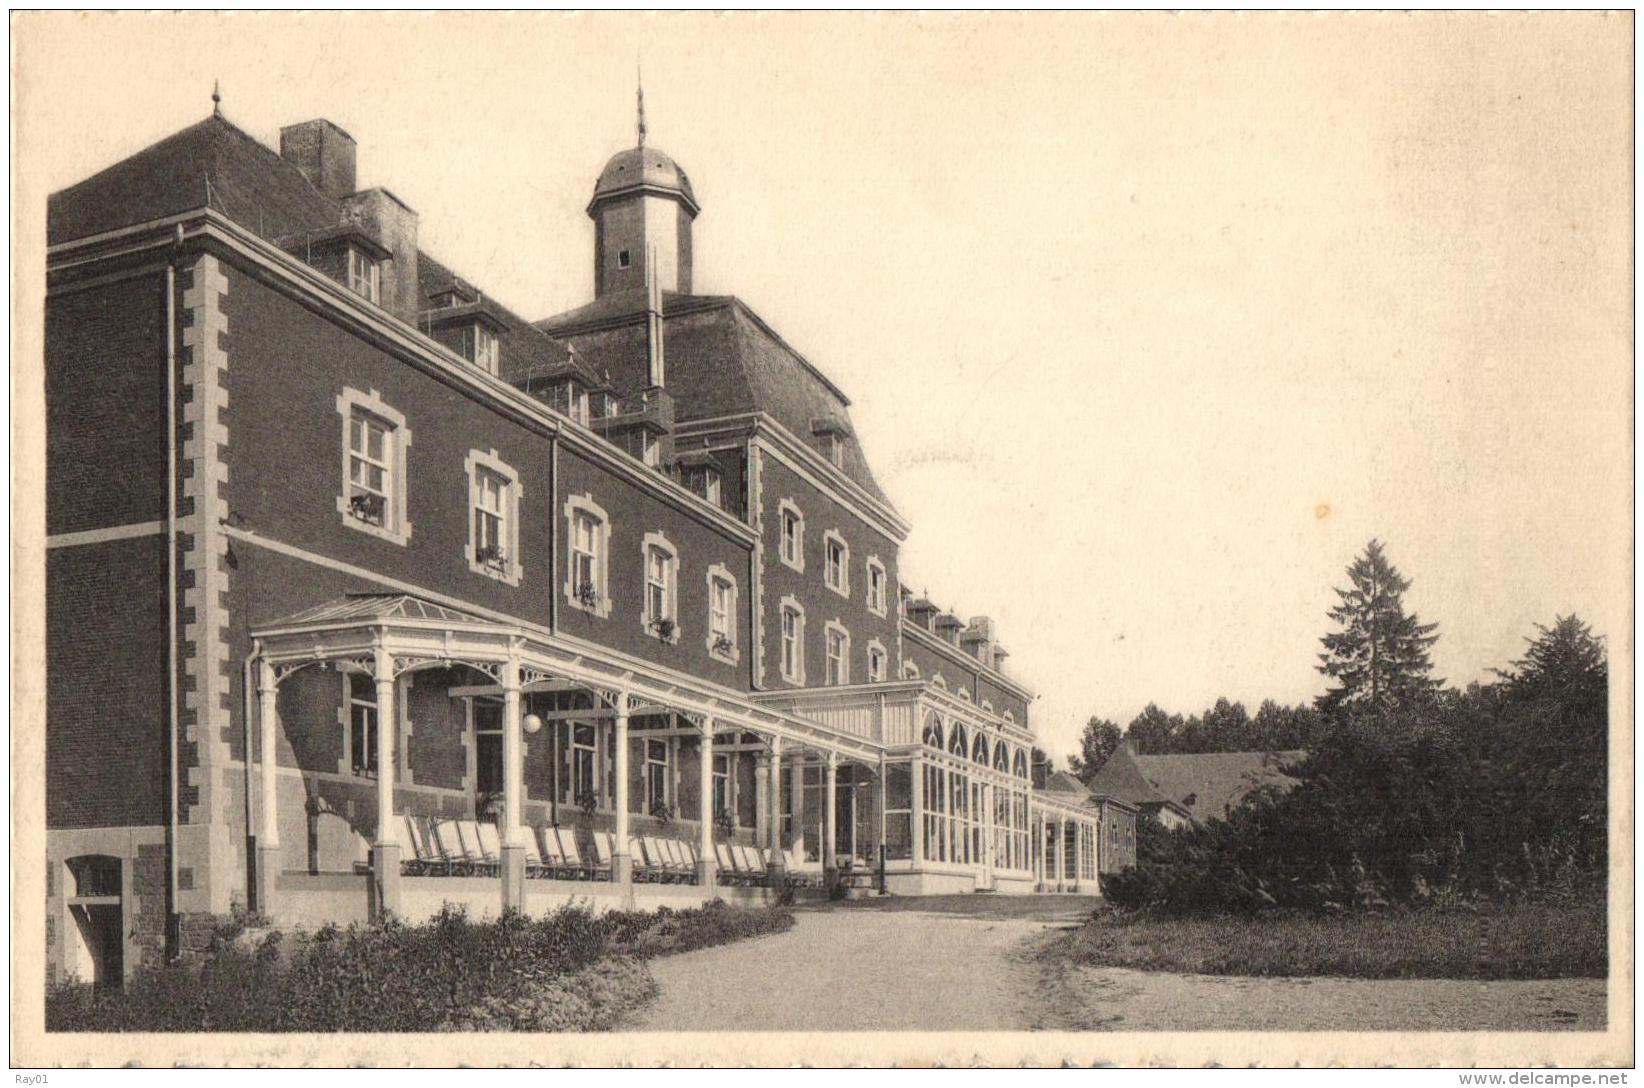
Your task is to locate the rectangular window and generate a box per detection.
[569,723,599,807]
[824,535,848,594]
[474,327,498,375]
[867,646,886,683]
[348,673,378,778]
[712,753,732,820]
[780,508,802,567]
[781,607,802,681]
[572,512,600,599]
[473,469,506,569]
[474,700,503,796]
[347,248,380,303]
[825,627,847,686]
[645,547,671,624]
[346,410,392,527]
[884,763,913,860]
[642,433,661,468]
[709,575,734,652]
[868,565,887,613]
[644,738,670,815]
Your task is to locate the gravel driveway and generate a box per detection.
[627,897,1607,1032]
[629,898,1094,1031]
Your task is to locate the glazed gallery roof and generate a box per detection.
[261,593,490,629]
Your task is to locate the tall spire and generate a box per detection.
[211,78,222,118]
[636,63,647,148]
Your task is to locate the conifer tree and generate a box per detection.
[1317,539,1441,711]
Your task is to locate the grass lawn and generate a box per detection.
[1048,900,1606,980]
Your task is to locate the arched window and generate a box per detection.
[994,741,1010,772]
[973,732,990,764]
[931,673,948,692]
[922,711,944,749]
[1013,750,1029,779]
[903,661,921,680]
[948,723,968,757]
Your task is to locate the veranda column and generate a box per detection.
[789,754,806,863]
[823,753,839,892]
[1073,817,1085,893]
[910,754,925,868]
[696,720,716,889]
[255,656,281,917]
[371,648,401,920]
[1056,815,1068,893]
[499,654,526,912]
[753,751,769,847]
[766,738,786,880]
[612,693,634,900]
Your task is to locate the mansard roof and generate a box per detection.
[536,290,890,504]
[49,114,338,245]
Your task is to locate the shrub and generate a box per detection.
[46,901,793,1033]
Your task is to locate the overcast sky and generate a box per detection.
[19,13,1632,761]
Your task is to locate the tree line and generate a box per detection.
[1077,539,1608,914]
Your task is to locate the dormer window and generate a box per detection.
[456,324,500,376]
[682,464,722,506]
[812,418,850,470]
[347,247,380,303]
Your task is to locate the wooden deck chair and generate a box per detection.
[589,830,616,881]
[522,826,549,878]
[634,836,664,882]
[401,814,447,875]
[669,839,698,880]
[458,819,499,875]
[782,849,820,888]
[714,842,741,885]
[734,844,770,886]
[473,818,503,880]
[535,826,567,879]
[552,827,589,880]
[431,819,474,876]
[655,837,687,881]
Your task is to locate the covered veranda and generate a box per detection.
[248,594,887,923]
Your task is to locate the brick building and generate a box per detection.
[43,98,1103,986]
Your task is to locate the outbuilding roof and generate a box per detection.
[1132,750,1307,824]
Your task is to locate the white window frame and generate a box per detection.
[866,639,888,684]
[463,323,499,376]
[932,672,949,692]
[865,557,888,616]
[705,563,740,664]
[335,388,412,546]
[823,530,850,598]
[981,699,994,714]
[464,448,522,585]
[779,595,806,685]
[958,687,972,702]
[777,499,805,572]
[347,247,380,304]
[823,621,850,686]
[342,672,378,779]
[563,493,612,618]
[903,660,921,680]
[641,530,680,642]
[643,737,672,815]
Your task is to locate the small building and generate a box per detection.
[1085,745,1194,831]
[1131,751,1306,824]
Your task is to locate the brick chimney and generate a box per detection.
[280,120,357,199]
[342,189,419,324]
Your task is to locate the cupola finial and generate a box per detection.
[212,79,222,118]
[636,62,647,148]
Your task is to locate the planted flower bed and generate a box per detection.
[47,900,794,1032]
